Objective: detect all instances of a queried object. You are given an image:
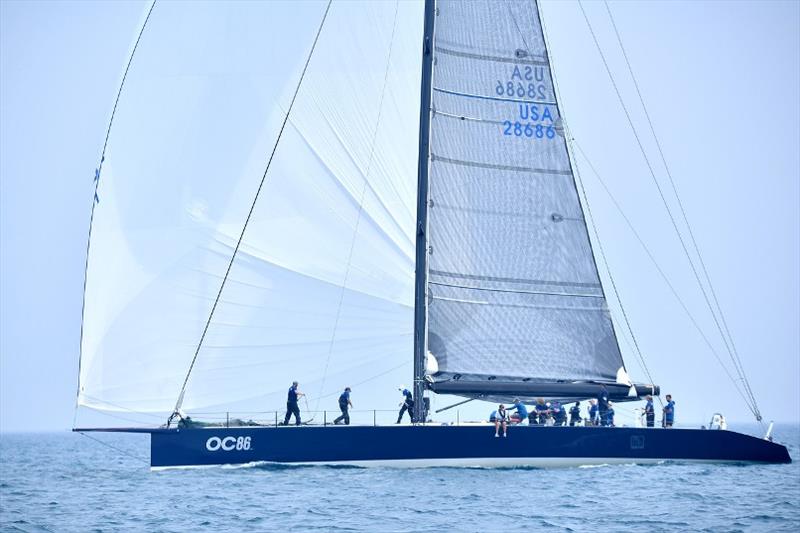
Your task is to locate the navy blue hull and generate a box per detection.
[147,425,791,468]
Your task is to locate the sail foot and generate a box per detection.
[429,379,658,403]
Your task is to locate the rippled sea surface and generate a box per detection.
[1,424,798,532]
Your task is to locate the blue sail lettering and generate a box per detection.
[511,65,523,80]
[534,67,545,82]
[518,105,555,122]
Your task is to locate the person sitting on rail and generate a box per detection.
[606,401,615,427]
[494,404,508,437]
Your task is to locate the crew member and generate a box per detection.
[663,394,675,428]
[508,398,529,425]
[644,395,655,427]
[597,385,610,426]
[283,381,304,426]
[534,398,550,425]
[569,402,581,426]
[606,401,615,427]
[494,404,508,437]
[588,399,598,426]
[552,401,566,426]
[333,387,352,425]
[396,387,415,423]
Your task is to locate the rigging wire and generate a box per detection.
[239,360,410,417]
[534,2,658,394]
[572,140,755,415]
[78,431,150,466]
[309,361,411,404]
[314,0,401,414]
[79,409,162,428]
[569,135,662,407]
[576,0,762,423]
[80,395,165,420]
[77,397,167,430]
[171,0,333,420]
[74,0,158,429]
[302,395,315,424]
[601,1,761,421]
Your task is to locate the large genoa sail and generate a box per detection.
[425,0,637,400]
[77,1,424,422]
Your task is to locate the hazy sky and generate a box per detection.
[1,0,798,431]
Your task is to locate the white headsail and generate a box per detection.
[78,1,424,419]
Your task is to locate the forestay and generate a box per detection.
[425,0,625,391]
[77,1,423,420]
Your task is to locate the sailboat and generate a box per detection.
[74,0,790,468]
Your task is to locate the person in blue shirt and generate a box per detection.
[588,399,598,426]
[282,381,304,425]
[569,402,581,426]
[663,394,675,427]
[597,385,610,426]
[489,410,497,422]
[333,387,352,425]
[508,398,529,424]
[552,401,566,426]
[644,395,655,427]
[396,387,415,423]
[534,398,550,425]
[606,401,615,427]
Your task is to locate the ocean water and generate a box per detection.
[1,424,798,532]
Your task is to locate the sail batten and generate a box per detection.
[434,46,549,66]
[425,0,625,389]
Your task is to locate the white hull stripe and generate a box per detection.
[151,456,750,471]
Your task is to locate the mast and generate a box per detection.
[412,0,436,423]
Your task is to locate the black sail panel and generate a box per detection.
[426,0,625,388]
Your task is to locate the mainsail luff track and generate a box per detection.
[412,0,437,422]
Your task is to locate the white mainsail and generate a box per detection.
[426,0,625,388]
